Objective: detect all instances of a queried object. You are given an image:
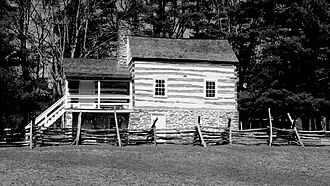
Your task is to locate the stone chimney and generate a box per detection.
[117,22,131,65]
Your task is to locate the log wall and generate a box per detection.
[129,60,239,129]
[132,61,237,110]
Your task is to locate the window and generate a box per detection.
[154,78,166,97]
[205,80,216,98]
[68,81,79,94]
[95,82,129,95]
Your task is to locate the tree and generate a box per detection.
[117,0,239,38]
[234,0,330,129]
[0,0,51,130]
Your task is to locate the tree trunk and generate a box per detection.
[302,116,309,131]
[310,117,315,131]
[18,0,31,129]
[70,0,81,58]
[315,117,322,131]
[19,0,29,80]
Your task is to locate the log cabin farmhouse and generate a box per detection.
[30,31,239,131]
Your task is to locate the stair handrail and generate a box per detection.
[25,96,66,129]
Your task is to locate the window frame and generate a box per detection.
[204,79,217,99]
[153,77,167,97]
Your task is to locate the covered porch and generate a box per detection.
[65,79,133,110]
[63,58,133,111]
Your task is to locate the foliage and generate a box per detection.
[234,0,330,127]
[1,0,330,130]
[0,0,52,130]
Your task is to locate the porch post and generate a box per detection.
[64,79,69,108]
[129,81,133,109]
[98,81,101,109]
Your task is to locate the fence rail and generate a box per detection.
[298,131,330,146]
[197,126,229,145]
[231,128,269,145]
[156,128,195,145]
[2,126,330,148]
[0,128,27,147]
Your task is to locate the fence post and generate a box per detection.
[151,117,158,146]
[268,108,273,147]
[196,116,207,147]
[114,107,122,147]
[287,113,305,147]
[227,118,232,144]
[29,117,35,150]
[75,112,82,145]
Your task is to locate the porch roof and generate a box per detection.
[128,36,239,63]
[63,58,131,79]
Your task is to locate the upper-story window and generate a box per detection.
[205,80,217,98]
[68,81,79,94]
[96,82,129,95]
[154,78,167,97]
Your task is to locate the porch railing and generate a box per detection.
[25,96,66,129]
[66,94,132,109]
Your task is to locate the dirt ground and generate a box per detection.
[0,144,329,186]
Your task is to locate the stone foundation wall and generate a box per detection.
[129,109,238,130]
[64,112,130,129]
[64,112,73,128]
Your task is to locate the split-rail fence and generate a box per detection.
[1,117,330,148]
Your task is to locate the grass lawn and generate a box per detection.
[0,145,329,186]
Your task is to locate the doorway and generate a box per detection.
[79,80,95,108]
[151,113,166,129]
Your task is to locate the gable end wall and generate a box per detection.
[129,60,238,129]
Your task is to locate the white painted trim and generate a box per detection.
[97,80,131,83]
[97,81,101,108]
[134,79,234,87]
[134,96,236,103]
[134,63,236,72]
[135,101,236,110]
[153,77,167,98]
[65,109,135,113]
[129,81,133,109]
[65,80,69,108]
[204,79,218,99]
[149,111,167,114]
[68,79,131,83]
[136,74,236,80]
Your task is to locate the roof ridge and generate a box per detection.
[64,58,117,60]
[128,36,238,63]
[127,35,229,41]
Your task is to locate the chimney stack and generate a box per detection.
[118,22,131,65]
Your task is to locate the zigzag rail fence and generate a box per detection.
[2,117,330,148]
[0,128,27,147]
[231,128,269,145]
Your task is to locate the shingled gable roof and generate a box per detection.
[63,58,131,79]
[127,36,239,63]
